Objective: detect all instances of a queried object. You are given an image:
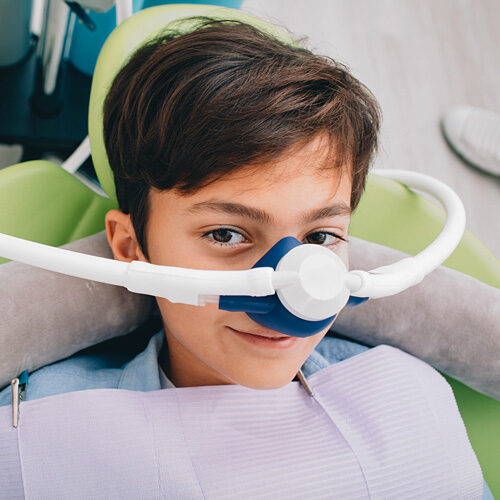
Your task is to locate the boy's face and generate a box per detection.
[106,135,352,389]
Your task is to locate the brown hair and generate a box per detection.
[103,17,381,261]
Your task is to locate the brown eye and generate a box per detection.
[203,228,246,246]
[306,232,327,244]
[212,229,233,243]
[305,232,345,246]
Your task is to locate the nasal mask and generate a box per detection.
[0,169,465,337]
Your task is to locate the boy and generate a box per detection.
[102,17,378,390]
[0,17,492,498]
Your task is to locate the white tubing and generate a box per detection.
[0,233,277,305]
[348,169,466,299]
[0,169,466,310]
[375,169,466,273]
[126,261,275,305]
[0,232,128,286]
[62,136,91,173]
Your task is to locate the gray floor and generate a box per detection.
[242,0,500,258]
[1,0,498,258]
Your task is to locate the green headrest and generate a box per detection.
[88,4,296,204]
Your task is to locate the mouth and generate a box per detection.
[226,326,298,349]
[228,326,291,339]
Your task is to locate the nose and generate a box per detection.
[218,237,342,338]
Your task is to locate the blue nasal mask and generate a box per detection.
[0,170,466,338]
[219,237,366,337]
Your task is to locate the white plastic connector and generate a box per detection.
[125,260,275,305]
[276,244,350,321]
[347,258,425,299]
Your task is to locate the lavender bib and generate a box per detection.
[0,345,483,499]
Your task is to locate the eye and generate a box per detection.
[203,228,247,247]
[304,231,347,246]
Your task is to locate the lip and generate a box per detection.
[227,326,299,349]
[230,327,291,339]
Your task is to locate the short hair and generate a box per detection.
[103,17,381,261]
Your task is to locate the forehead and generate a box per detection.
[149,136,352,223]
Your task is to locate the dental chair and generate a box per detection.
[0,4,499,495]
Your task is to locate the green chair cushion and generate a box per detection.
[0,161,116,265]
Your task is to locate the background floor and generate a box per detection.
[241,0,500,258]
[1,0,498,258]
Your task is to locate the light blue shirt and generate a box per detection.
[0,330,366,404]
[0,330,493,499]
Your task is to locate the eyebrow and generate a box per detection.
[186,200,351,225]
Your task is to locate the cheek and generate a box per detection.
[157,299,221,344]
[336,244,349,270]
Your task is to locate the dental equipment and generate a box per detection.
[0,169,465,337]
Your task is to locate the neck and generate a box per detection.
[159,330,235,388]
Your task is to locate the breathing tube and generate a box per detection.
[0,169,465,337]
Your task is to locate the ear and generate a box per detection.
[105,209,147,262]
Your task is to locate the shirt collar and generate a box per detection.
[118,330,164,391]
[300,347,331,378]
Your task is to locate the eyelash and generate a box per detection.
[202,228,348,249]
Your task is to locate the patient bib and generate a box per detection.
[0,345,483,499]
